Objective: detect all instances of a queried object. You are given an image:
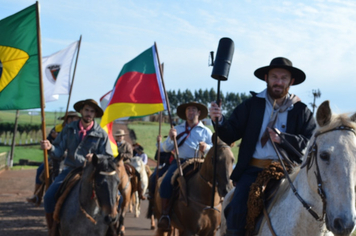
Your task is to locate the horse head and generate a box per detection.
[205,133,234,197]
[305,100,356,235]
[90,154,120,225]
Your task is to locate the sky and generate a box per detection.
[2,0,356,116]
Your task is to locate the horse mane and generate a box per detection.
[318,113,356,134]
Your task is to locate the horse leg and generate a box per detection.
[135,191,140,218]
[150,214,156,230]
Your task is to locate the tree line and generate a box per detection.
[167,88,251,118]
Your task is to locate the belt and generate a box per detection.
[249,157,277,169]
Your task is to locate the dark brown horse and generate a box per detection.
[154,136,234,236]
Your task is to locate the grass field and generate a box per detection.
[0,120,239,168]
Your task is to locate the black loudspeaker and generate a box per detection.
[211,37,234,81]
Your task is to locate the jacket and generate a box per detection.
[49,120,113,168]
[117,140,133,162]
[217,92,316,182]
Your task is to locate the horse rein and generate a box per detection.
[269,126,356,225]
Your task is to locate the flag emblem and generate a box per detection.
[45,64,61,84]
[0,45,30,92]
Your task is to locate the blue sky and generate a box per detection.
[2,0,356,115]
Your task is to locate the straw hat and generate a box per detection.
[114,129,127,137]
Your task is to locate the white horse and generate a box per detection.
[129,155,149,218]
[221,100,356,236]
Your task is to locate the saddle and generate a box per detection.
[53,167,83,222]
[170,158,205,206]
[245,162,291,236]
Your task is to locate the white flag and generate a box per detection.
[42,41,78,102]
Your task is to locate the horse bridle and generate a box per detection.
[271,125,356,223]
[79,169,118,225]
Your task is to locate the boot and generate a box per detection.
[157,198,171,231]
[26,184,42,206]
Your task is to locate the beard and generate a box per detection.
[81,116,93,124]
[267,82,291,99]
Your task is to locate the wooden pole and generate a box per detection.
[36,1,50,189]
[9,110,20,168]
[154,42,183,176]
[64,35,82,120]
[156,111,162,183]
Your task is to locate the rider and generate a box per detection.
[157,101,213,231]
[40,99,113,233]
[114,129,133,162]
[209,57,316,236]
[26,111,80,206]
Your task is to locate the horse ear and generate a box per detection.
[92,153,98,166]
[351,113,356,122]
[316,100,332,127]
[211,133,221,144]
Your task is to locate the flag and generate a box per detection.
[0,4,40,110]
[42,41,78,102]
[100,45,167,157]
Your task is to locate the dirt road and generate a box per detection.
[0,168,156,236]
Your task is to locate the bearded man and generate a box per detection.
[209,57,316,235]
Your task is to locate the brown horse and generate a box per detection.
[115,158,132,236]
[154,136,235,236]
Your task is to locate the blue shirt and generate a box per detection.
[160,121,213,159]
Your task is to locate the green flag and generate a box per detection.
[0,4,40,110]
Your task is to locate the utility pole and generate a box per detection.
[310,89,321,114]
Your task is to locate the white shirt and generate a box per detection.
[160,121,213,159]
[253,89,293,160]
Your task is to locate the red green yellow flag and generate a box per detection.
[0,4,40,110]
[100,45,167,157]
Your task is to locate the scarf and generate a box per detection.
[260,94,301,147]
[78,120,94,141]
[176,121,198,147]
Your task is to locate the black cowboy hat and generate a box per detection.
[73,99,104,118]
[177,101,208,120]
[57,111,80,120]
[254,57,306,85]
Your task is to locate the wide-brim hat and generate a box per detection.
[57,111,80,120]
[177,101,208,120]
[114,129,127,137]
[73,99,103,118]
[254,57,306,85]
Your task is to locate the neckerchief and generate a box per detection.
[176,121,198,147]
[78,120,94,141]
[260,94,300,147]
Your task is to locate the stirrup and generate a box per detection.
[158,214,171,231]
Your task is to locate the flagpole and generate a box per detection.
[64,35,82,120]
[156,63,164,183]
[36,1,50,189]
[154,42,187,205]
[154,43,181,159]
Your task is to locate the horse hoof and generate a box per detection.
[151,225,155,230]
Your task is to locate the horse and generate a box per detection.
[129,155,150,218]
[220,100,356,236]
[57,154,120,236]
[155,135,235,236]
